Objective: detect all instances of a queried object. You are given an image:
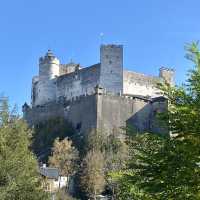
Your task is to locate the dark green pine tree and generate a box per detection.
[0,97,49,200]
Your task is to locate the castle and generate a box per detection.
[23,44,174,134]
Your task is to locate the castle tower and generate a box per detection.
[39,50,60,80]
[159,67,175,85]
[32,50,60,106]
[100,44,123,94]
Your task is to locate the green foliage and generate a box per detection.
[83,129,107,153]
[84,129,128,171]
[104,133,128,173]
[32,118,75,162]
[0,97,49,200]
[55,188,78,200]
[82,129,128,198]
[158,41,200,137]
[112,133,200,199]
[110,42,200,200]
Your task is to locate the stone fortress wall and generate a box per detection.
[24,44,174,134]
[23,88,167,135]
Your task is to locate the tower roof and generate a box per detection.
[45,49,55,58]
[39,49,59,64]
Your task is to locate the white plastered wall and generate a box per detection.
[123,71,161,97]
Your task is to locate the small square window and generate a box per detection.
[76,122,82,131]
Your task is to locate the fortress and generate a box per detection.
[23,44,174,134]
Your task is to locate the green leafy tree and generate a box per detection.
[0,97,49,200]
[112,133,200,199]
[158,42,200,137]
[104,133,128,199]
[111,42,200,200]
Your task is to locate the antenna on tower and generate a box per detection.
[70,58,73,63]
[100,32,104,44]
[47,43,52,52]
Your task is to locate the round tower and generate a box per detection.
[39,50,60,80]
[33,50,60,106]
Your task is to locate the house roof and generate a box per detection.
[39,167,59,179]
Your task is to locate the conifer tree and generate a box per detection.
[0,97,48,200]
[111,43,200,199]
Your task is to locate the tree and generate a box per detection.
[80,150,106,200]
[104,132,128,172]
[84,129,107,153]
[48,137,79,189]
[158,42,200,137]
[32,117,75,162]
[111,42,200,200]
[83,129,128,198]
[104,133,128,199]
[0,96,49,200]
[55,188,78,200]
[112,133,200,200]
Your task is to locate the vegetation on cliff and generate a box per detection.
[0,97,49,200]
[32,117,75,162]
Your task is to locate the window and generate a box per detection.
[76,122,82,131]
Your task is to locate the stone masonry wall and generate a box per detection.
[23,102,65,126]
[56,64,100,101]
[100,45,123,94]
[123,70,161,97]
[63,95,97,135]
[24,93,166,135]
[24,94,97,135]
[96,93,166,135]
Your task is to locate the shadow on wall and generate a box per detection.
[126,97,168,135]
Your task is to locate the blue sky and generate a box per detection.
[0,0,199,109]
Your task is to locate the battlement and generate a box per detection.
[100,44,123,49]
[159,66,174,72]
[159,66,175,85]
